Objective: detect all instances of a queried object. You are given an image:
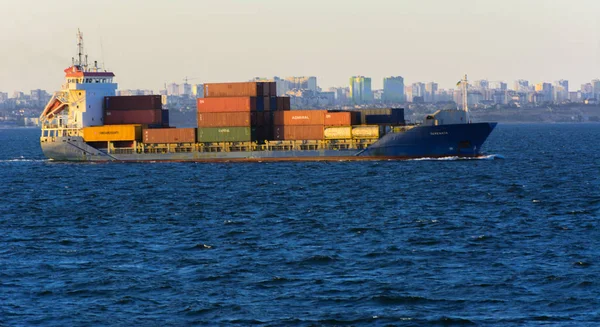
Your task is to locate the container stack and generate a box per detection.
[272,110,362,141]
[273,110,325,140]
[103,95,168,127]
[354,108,405,125]
[197,81,289,142]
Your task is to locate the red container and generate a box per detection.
[204,82,266,98]
[197,112,253,127]
[143,128,196,143]
[324,111,358,126]
[104,95,162,110]
[269,82,276,96]
[197,97,261,113]
[104,109,162,125]
[273,125,324,140]
[282,97,291,110]
[273,110,326,126]
[276,97,284,111]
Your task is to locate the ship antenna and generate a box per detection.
[77,29,84,67]
[100,37,106,71]
[462,74,471,123]
[462,74,468,113]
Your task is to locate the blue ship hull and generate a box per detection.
[359,122,497,158]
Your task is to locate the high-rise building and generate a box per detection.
[554,80,569,103]
[192,84,204,98]
[285,76,318,92]
[534,82,553,103]
[592,79,600,99]
[425,82,438,102]
[581,83,594,99]
[489,81,507,91]
[167,83,180,96]
[382,76,405,103]
[514,80,530,92]
[474,80,489,90]
[411,82,426,98]
[349,76,372,104]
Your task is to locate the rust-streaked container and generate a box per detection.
[324,126,353,139]
[324,112,359,126]
[204,82,266,98]
[104,109,162,125]
[352,126,380,139]
[83,124,142,142]
[143,128,196,143]
[104,95,162,110]
[197,97,261,113]
[273,110,326,126]
[197,112,253,127]
[273,125,324,140]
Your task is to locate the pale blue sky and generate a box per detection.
[1,0,599,93]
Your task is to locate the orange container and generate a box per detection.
[273,110,326,126]
[197,97,259,113]
[273,125,324,140]
[83,125,142,142]
[324,111,359,126]
[197,112,253,127]
[143,128,196,143]
[203,82,267,98]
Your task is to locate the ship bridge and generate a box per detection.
[40,29,117,131]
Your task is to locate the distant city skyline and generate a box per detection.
[1,0,599,92]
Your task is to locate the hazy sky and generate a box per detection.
[1,0,599,93]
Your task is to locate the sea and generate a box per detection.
[1,123,599,326]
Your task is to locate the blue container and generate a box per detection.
[162,109,170,127]
[256,97,265,112]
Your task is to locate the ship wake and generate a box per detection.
[409,154,504,161]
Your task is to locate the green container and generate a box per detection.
[196,127,256,142]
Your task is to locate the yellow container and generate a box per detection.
[83,124,142,142]
[352,126,380,139]
[324,126,352,140]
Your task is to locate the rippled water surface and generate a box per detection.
[1,124,599,326]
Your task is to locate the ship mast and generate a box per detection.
[461,74,468,113]
[76,29,85,70]
[459,74,470,123]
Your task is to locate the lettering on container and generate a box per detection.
[218,129,230,133]
[430,131,449,135]
[99,131,119,135]
[291,116,309,120]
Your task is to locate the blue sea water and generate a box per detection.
[1,124,599,326]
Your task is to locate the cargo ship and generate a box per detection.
[39,31,496,162]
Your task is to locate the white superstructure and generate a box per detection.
[40,30,117,137]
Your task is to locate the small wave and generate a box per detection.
[189,243,213,250]
[372,294,430,305]
[293,255,337,265]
